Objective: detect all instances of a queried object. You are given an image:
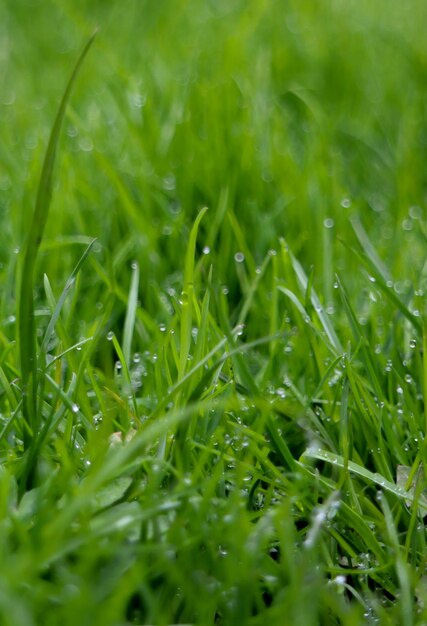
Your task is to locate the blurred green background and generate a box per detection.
[1,0,426,300]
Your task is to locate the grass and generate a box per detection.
[0,1,426,624]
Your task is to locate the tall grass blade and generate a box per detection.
[122,260,140,368]
[18,32,97,443]
[40,239,96,357]
[286,245,343,353]
[350,215,392,282]
[341,235,422,334]
[179,206,208,378]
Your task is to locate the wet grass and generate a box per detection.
[0,1,426,624]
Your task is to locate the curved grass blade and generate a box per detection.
[286,243,343,353]
[40,238,97,358]
[179,206,208,378]
[340,232,422,335]
[350,215,392,283]
[302,446,427,516]
[122,259,139,368]
[18,32,97,444]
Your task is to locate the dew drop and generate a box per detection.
[409,205,422,219]
[163,174,176,191]
[130,93,146,108]
[79,137,93,152]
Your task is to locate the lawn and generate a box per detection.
[0,1,426,624]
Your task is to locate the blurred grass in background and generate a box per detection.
[1,0,426,305]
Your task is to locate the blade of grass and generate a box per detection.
[335,275,383,399]
[380,494,414,626]
[111,332,140,428]
[340,237,422,334]
[122,260,140,368]
[350,215,392,283]
[302,446,427,516]
[179,206,208,378]
[18,31,97,447]
[283,240,343,353]
[40,239,97,357]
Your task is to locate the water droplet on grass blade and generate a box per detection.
[130,93,146,108]
[163,174,176,191]
[179,292,189,305]
[78,137,93,152]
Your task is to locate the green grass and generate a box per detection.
[0,1,426,624]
